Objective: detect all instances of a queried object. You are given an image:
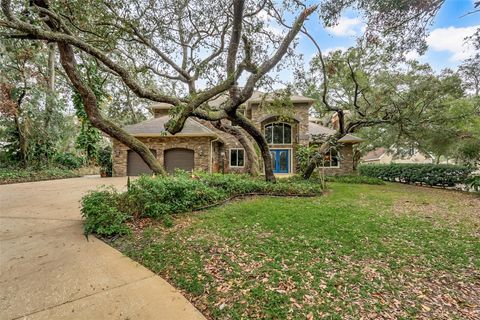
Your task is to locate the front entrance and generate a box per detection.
[270,149,290,174]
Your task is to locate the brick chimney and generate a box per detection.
[151,103,173,118]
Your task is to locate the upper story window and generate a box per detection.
[265,123,292,144]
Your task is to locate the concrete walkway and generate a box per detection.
[0,177,205,320]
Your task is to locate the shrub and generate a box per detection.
[81,189,131,236]
[54,152,84,169]
[0,167,80,184]
[81,173,323,235]
[466,175,480,192]
[97,146,113,177]
[359,164,473,187]
[325,175,385,185]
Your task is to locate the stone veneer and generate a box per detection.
[247,102,310,174]
[113,101,357,176]
[112,136,213,176]
[322,144,355,176]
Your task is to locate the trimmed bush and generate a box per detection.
[359,164,473,187]
[81,172,323,235]
[81,189,131,236]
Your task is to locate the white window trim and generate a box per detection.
[229,148,245,168]
[264,122,293,145]
[318,149,341,168]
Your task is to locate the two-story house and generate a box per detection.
[112,91,363,176]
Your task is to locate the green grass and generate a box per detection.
[114,183,480,319]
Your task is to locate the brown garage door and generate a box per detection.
[164,148,194,174]
[127,149,156,176]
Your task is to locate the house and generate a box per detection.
[362,147,434,164]
[112,92,363,176]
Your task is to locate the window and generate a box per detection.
[320,149,340,167]
[230,149,245,167]
[264,123,292,144]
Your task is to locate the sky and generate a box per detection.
[270,0,479,85]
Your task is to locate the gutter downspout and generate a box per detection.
[210,137,220,173]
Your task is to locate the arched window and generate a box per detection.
[264,123,292,144]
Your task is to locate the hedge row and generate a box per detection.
[0,167,81,184]
[358,164,473,186]
[82,172,324,236]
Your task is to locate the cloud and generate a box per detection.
[325,16,364,37]
[426,25,479,61]
[324,46,348,55]
[404,50,421,60]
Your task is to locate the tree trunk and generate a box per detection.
[13,114,27,167]
[57,43,165,175]
[302,140,330,179]
[212,120,260,176]
[229,113,276,182]
[45,42,55,128]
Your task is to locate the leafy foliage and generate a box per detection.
[81,172,323,235]
[97,146,113,177]
[81,189,131,236]
[0,167,80,184]
[53,152,84,169]
[359,164,473,187]
[466,175,480,192]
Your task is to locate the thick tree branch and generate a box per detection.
[57,42,165,174]
[240,5,318,104]
[1,0,181,105]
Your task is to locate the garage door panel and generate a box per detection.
[164,148,194,174]
[127,150,156,176]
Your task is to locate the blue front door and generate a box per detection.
[270,149,289,174]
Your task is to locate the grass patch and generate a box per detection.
[114,182,480,319]
[0,167,81,184]
[325,174,385,185]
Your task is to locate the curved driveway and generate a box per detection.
[0,177,205,320]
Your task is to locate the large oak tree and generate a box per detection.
[1,0,447,181]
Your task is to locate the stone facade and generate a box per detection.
[322,144,355,176]
[112,136,213,176]
[112,98,358,176]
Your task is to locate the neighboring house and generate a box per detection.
[112,91,363,176]
[362,147,434,164]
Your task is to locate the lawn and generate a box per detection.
[113,183,480,320]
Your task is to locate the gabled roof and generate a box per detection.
[123,116,216,137]
[308,122,363,144]
[308,122,337,136]
[362,147,387,161]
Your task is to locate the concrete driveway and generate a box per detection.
[0,177,205,320]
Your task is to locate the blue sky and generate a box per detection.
[291,0,479,73]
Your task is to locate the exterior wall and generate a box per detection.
[320,144,355,176]
[363,152,434,165]
[248,102,310,174]
[112,136,212,176]
[194,119,248,174]
[116,102,358,176]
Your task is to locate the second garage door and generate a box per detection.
[164,148,194,174]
